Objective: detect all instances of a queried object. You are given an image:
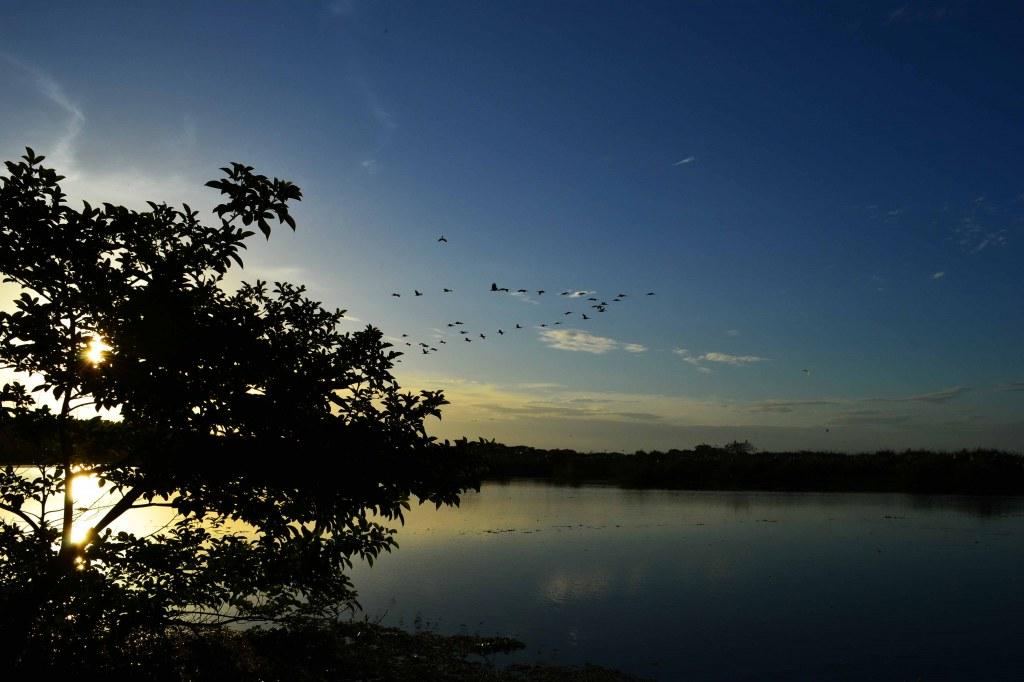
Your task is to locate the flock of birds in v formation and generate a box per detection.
[387,235,655,362]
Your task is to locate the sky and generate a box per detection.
[1,1,1023,452]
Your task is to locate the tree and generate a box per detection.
[0,148,475,670]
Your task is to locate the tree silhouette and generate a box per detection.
[0,149,474,669]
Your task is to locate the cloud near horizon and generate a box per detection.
[866,386,970,405]
[394,373,1020,453]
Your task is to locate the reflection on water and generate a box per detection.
[350,481,1024,680]
[2,469,252,548]
[543,567,612,605]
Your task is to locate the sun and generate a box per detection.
[84,335,111,365]
[70,473,109,544]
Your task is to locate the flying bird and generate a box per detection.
[537,290,545,295]
[646,292,655,296]
[464,337,471,342]
[564,311,572,316]
[515,323,522,329]
[437,235,448,243]
[391,292,401,297]
[582,314,589,320]
[498,329,504,335]
[516,289,528,294]
[454,321,464,325]
[401,333,408,337]
[480,333,486,339]
[802,369,811,375]
[490,282,510,292]
[414,290,423,296]
[443,288,453,293]
[439,340,447,344]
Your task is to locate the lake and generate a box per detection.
[349,481,1024,680]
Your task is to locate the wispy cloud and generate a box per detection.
[932,271,945,280]
[2,56,85,171]
[2,59,204,210]
[998,382,1024,393]
[674,348,766,371]
[509,291,541,305]
[673,156,696,166]
[749,400,839,414]
[884,5,909,25]
[749,387,973,416]
[673,348,712,373]
[540,329,619,354]
[865,387,970,405]
[725,329,740,337]
[623,343,647,354]
[952,196,1012,254]
[476,401,665,423]
[831,410,912,426]
[883,4,952,26]
[701,352,767,366]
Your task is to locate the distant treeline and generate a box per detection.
[465,440,1024,495]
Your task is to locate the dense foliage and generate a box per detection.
[0,148,476,671]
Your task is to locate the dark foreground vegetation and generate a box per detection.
[469,440,1024,495]
[8,620,640,681]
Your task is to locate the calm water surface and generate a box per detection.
[349,481,1024,680]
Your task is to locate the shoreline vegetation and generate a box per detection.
[468,440,1024,495]
[5,431,1024,496]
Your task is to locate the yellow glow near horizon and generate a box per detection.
[84,335,111,365]
[70,473,107,544]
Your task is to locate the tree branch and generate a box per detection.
[0,502,41,533]
[87,485,146,541]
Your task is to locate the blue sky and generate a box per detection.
[2,1,1022,451]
